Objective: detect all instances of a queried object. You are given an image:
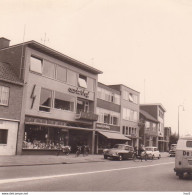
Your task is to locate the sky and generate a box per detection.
[1,0,192,136]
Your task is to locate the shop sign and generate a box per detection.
[96,123,110,130]
[25,116,67,127]
[68,87,89,98]
[76,112,98,121]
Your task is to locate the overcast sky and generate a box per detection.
[1,0,192,136]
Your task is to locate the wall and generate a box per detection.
[0,81,23,120]
[0,120,18,155]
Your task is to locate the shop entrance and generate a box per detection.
[69,130,92,153]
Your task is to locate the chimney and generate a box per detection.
[0,37,10,50]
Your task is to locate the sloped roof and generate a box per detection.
[140,109,159,123]
[0,62,23,85]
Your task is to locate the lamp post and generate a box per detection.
[178,105,184,139]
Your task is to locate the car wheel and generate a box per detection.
[119,154,123,161]
[158,154,161,159]
[179,173,184,179]
[104,155,108,159]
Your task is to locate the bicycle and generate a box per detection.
[76,146,82,157]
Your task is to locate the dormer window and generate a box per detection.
[78,74,87,88]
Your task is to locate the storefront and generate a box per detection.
[22,116,95,155]
[95,123,130,154]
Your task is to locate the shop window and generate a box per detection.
[54,91,74,111]
[0,86,9,106]
[0,129,8,144]
[39,88,52,112]
[42,60,55,78]
[78,74,87,88]
[30,56,42,74]
[56,66,67,82]
[77,99,89,114]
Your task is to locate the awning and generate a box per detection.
[98,131,131,141]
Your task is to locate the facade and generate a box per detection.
[140,104,166,152]
[0,61,23,155]
[139,109,159,147]
[0,37,102,155]
[95,82,130,153]
[108,84,140,148]
[164,127,171,152]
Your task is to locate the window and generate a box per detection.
[129,93,134,102]
[78,75,87,88]
[123,90,129,100]
[54,92,74,111]
[77,99,89,114]
[186,141,192,148]
[133,111,138,122]
[0,86,9,106]
[0,129,8,144]
[42,60,55,78]
[39,88,52,112]
[67,70,77,86]
[56,66,67,82]
[145,121,150,129]
[123,126,125,134]
[30,56,42,73]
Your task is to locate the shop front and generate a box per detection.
[22,116,95,155]
[95,123,130,154]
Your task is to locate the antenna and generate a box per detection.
[144,79,146,103]
[19,24,26,79]
[41,33,49,45]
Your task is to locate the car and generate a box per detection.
[103,144,134,161]
[145,146,161,159]
[169,144,177,157]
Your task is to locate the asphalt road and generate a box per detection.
[0,157,192,192]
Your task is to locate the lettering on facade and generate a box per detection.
[96,123,111,130]
[68,87,89,98]
[25,116,67,127]
[76,112,98,121]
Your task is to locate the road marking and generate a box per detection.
[0,162,174,184]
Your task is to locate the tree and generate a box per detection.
[169,132,179,148]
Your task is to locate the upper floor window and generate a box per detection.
[0,86,9,106]
[129,93,134,102]
[78,75,87,88]
[30,56,42,74]
[54,91,75,112]
[39,88,52,112]
[42,60,55,78]
[0,129,8,144]
[77,99,89,114]
[56,66,67,82]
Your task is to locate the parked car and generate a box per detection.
[145,147,161,159]
[169,144,177,157]
[103,144,134,161]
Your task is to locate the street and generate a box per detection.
[0,157,192,192]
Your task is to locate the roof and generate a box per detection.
[0,62,23,85]
[140,103,166,112]
[2,40,103,75]
[140,109,159,123]
[108,84,140,94]
[98,82,121,95]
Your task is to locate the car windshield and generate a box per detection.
[113,145,125,149]
[145,148,153,151]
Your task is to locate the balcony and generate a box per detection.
[75,111,98,121]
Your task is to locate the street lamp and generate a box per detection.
[178,105,184,139]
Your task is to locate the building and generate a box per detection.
[108,84,140,148]
[0,61,23,155]
[139,109,159,147]
[140,104,166,152]
[0,37,102,155]
[95,82,130,153]
[164,127,171,152]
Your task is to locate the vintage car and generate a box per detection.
[145,146,161,159]
[103,144,134,161]
[169,144,177,157]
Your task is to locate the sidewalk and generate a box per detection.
[0,152,169,167]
